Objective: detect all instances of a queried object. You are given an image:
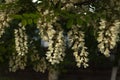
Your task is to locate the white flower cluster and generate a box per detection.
[9,24,28,72]
[9,54,27,72]
[31,54,47,73]
[0,12,11,38]
[61,1,74,10]
[33,58,47,73]
[68,25,89,68]
[37,9,57,41]
[46,30,65,65]
[97,19,120,57]
[60,0,80,11]
[14,24,28,56]
[37,9,65,65]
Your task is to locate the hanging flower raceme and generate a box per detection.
[68,25,89,68]
[9,54,27,72]
[97,19,120,57]
[37,9,65,64]
[14,23,28,56]
[31,53,47,73]
[33,57,47,73]
[0,11,11,38]
[46,28,66,65]
[37,9,57,41]
[9,23,28,72]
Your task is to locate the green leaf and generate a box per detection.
[66,19,73,29]
[29,14,35,18]
[77,18,83,25]
[21,19,27,26]
[27,19,33,25]
[10,14,22,20]
[33,19,38,24]
[23,13,30,19]
[30,13,35,17]
[85,15,91,22]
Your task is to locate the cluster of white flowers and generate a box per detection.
[97,19,120,57]
[14,23,28,56]
[9,23,28,72]
[61,1,74,10]
[31,54,47,73]
[33,58,47,73]
[0,12,11,38]
[37,9,65,64]
[9,53,27,72]
[68,25,89,68]
[60,0,81,11]
[37,9,57,41]
[46,29,65,65]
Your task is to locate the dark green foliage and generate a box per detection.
[0,27,15,64]
[0,0,120,71]
[10,13,40,26]
[66,19,73,29]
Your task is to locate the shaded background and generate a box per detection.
[0,62,120,80]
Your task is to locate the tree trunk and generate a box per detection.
[111,66,118,80]
[48,68,59,80]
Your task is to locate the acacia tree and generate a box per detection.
[0,0,120,80]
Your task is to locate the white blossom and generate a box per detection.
[0,12,11,38]
[37,9,57,41]
[31,53,47,73]
[14,25,28,56]
[97,19,120,57]
[68,25,89,68]
[46,30,66,65]
[37,9,65,65]
[9,23,28,72]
